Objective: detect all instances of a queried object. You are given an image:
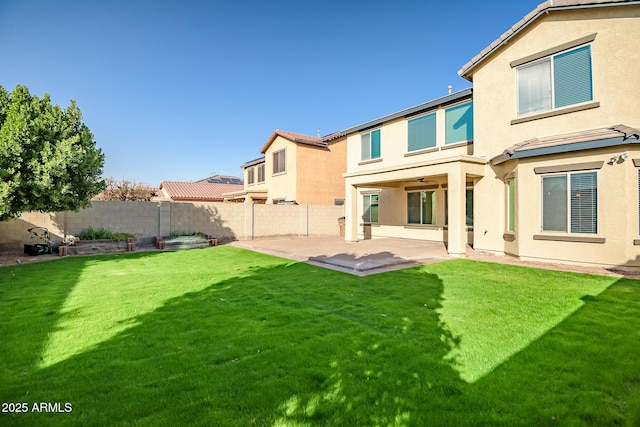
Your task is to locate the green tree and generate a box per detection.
[0,84,105,220]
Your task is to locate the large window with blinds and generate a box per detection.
[408,113,436,152]
[517,45,592,116]
[445,102,474,144]
[542,172,597,233]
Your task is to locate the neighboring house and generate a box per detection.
[224,129,347,205]
[157,180,244,202]
[343,0,640,269]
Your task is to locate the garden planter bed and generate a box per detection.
[161,235,216,251]
[67,239,134,255]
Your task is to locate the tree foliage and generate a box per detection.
[93,177,157,201]
[0,84,105,220]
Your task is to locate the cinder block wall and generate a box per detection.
[0,202,344,251]
[170,202,244,242]
[308,205,343,235]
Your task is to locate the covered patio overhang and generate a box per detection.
[343,155,487,257]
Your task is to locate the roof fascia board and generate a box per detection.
[241,157,266,168]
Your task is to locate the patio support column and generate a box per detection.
[447,164,466,257]
[345,183,358,242]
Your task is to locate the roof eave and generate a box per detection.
[490,135,638,164]
[333,88,473,138]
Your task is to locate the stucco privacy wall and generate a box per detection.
[0,201,344,251]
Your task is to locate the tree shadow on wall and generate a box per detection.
[157,202,238,243]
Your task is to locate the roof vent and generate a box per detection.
[448,85,452,95]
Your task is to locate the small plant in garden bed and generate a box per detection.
[78,227,134,241]
[170,231,206,238]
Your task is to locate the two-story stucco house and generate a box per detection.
[225,129,347,205]
[343,0,640,269]
[342,89,478,258]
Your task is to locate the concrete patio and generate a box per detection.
[230,236,449,275]
[230,236,639,277]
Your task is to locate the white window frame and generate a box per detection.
[361,129,381,161]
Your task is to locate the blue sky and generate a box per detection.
[0,0,536,186]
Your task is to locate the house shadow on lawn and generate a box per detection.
[1,254,639,426]
[0,259,462,426]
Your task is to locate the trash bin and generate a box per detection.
[338,217,345,237]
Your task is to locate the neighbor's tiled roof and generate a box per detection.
[159,181,244,201]
[491,125,640,164]
[261,129,327,153]
[459,0,638,79]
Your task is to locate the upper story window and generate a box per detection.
[361,129,381,161]
[517,45,593,116]
[273,149,286,175]
[257,164,265,183]
[247,167,255,185]
[408,113,436,152]
[445,101,473,144]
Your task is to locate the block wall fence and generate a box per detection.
[0,201,345,251]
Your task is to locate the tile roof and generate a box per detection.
[261,129,327,153]
[459,0,638,79]
[159,181,244,201]
[491,124,640,164]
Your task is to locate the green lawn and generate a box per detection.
[1,246,639,426]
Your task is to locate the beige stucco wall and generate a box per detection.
[499,147,640,268]
[263,136,298,203]
[345,102,473,175]
[243,162,268,201]
[296,136,347,205]
[471,5,640,158]
[468,4,640,267]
